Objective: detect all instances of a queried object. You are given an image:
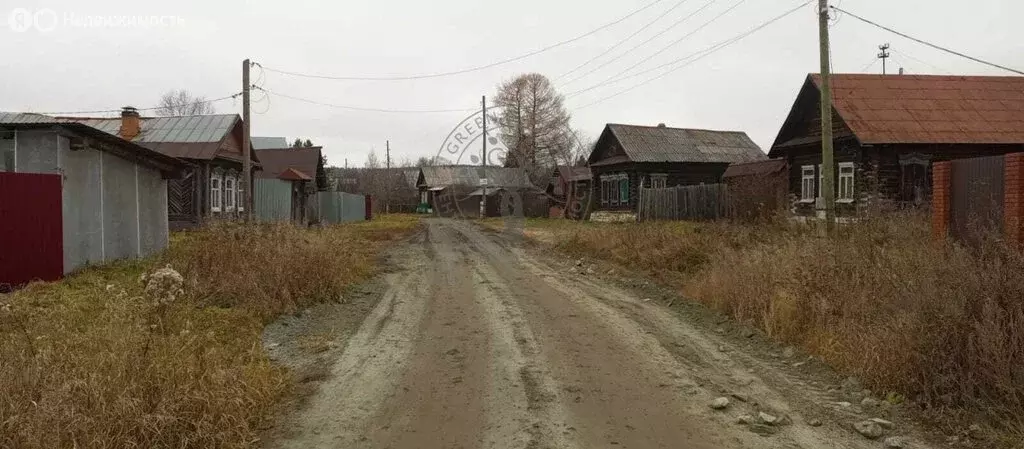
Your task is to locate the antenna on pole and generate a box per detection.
[877,43,891,75]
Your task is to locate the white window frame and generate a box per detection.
[800,165,815,202]
[210,173,222,212]
[225,176,236,211]
[650,173,667,189]
[838,162,855,203]
[236,176,245,212]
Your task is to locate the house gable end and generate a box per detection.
[769,75,856,157]
[588,125,630,165]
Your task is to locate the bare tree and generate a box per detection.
[491,73,572,170]
[156,89,216,116]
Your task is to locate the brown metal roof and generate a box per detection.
[602,124,765,165]
[810,74,1024,144]
[278,167,313,181]
[723,159,787,178]
[255,147,322,179]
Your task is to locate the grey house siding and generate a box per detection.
[11,129,170,273]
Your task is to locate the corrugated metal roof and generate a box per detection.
[723,159,787,178]
[419,165,532,189]
[809,74,1024,145]
[59,114,240,160]
[253,136,288,149]
[605,124,765,164]
[278,167,313,181]
[255,147,321,179]
[0,112,186,174]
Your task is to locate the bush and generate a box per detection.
[0,217,418,449]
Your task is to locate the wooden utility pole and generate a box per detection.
[242,59,252,221]
[818,0,836,230]
[385,140,391,214]
[480,95,487,218]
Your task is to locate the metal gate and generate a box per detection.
[950,155,1005,246]
[0,172,63,288]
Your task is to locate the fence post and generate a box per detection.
[1005,153,1024,248]
[932,161,952,240]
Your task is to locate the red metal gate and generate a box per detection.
[0,172,63,288]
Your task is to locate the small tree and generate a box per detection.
[157,89,216,116]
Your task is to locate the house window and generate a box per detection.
[650,174,667,189]
[838,162,855,202]
[225,177,236,211]
[210,174,222,212]
[800,165,815,202]
[601,174,628,206]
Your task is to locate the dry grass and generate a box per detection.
[525,215,1024,440]
[0,215,420,449]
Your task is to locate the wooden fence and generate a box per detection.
[638,183,730,221]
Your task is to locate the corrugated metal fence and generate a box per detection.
[254,179,293,222]
[0,172,63,287]
[318,191,367,224]
[638,183,731,221]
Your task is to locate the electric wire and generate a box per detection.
[254,0,664,81]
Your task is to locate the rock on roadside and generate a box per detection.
[710,397,730,410]
[854,420,884,439]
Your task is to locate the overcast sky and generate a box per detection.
[3,0,1022,167]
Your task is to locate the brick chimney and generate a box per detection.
[119,106,141,140]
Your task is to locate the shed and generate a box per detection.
[0,112,186,284]
[415,165,543,217]
[254,147,324,223]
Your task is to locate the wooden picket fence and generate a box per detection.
[638,183,731,221]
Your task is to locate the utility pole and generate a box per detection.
[385,140,391,214]
[242,59,252,221]
[480,95,487,218]
[818,0,835,230]
[878,43,891,75]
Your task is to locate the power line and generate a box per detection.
[558,0,714,85]
[890,48,951,74]
[555,0,693,81]
[573,0,811,110]
[859,56,879,73]
[255,0,664,82]
[831,5,1024,76]
[37,93,243,116]
[567,0,805,99]
[567,0,749,94]
[254,86,477,113]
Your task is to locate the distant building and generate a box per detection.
[252,136,289,150]
[587,123,765,216]
[415,165,544,217]
[255,146,324,223]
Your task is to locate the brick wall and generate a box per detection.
[931,161,952,239]
[1006,153,1024,248]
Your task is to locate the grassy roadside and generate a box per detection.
[0,215,420,449]
[491,215,1024,444]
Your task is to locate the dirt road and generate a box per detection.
[266,219,940,449]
